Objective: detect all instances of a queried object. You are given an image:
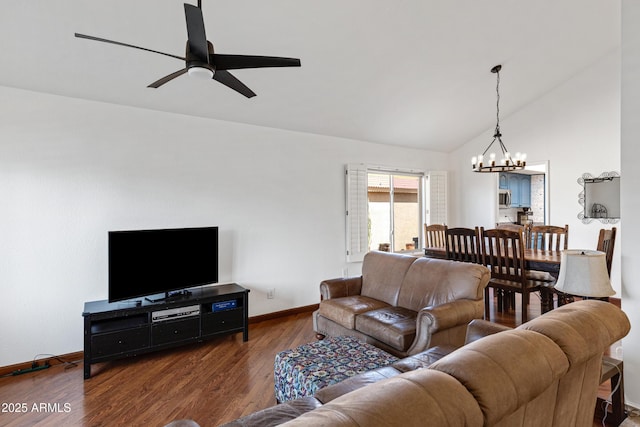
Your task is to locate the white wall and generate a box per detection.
[0,86,447,367]
[621,0,640,409]
[449,51,622,294]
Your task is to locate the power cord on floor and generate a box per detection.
[32,354,79,371]
[601,359,623,427]
[0,354,80,378]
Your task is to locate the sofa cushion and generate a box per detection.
[397,257,489,312]
[360,251,416,306]
[429,329,569,426]
[313,366,401,404]
[391,345,456,372]
[355,306,417,352]
[517,299,631,366]
[219,396,322,427]
[318,296,389,329]
[281,369,484,427]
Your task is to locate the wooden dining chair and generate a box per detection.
[479,227,546,324]
[496,223,530,247]
[425,224,447,248]
[529,224,569,252]
[597,227,617,276]
[445,227,481,264]
[528,224,568,309]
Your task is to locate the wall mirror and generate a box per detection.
[577,171,620,224]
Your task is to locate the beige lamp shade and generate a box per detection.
[554,250,615,297]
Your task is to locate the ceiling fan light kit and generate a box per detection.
[471,64,526,173]
[75,2,300,98]
[188,66,214,80]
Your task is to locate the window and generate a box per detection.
[346,164,447,262]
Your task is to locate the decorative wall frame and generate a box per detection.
[577,171,620,224]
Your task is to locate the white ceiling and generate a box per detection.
[0,1,620,152]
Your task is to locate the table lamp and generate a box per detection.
[554,250,615,298]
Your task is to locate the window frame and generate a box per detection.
[345,164,447,262]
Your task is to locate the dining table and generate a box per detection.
[423,246,562,312]
[423,246,561,271]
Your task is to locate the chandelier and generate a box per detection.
[471,65,526,173]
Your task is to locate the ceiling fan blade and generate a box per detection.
[74,33,185,61]
[184,3,209,63]
[213,70,256,98]
[213,54,301,70]
[148,68,188,88]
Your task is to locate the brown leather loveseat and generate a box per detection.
[220,300,630,426]
[313,251,491,357]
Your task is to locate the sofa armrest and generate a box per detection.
[313,366,401,404]
[407,299,484,354]
[464,319,512,344]
[218,396,322,427]
[319,277,363,300]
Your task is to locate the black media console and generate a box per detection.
[82,283,249,379]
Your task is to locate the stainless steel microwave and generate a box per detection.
[499,189,511,208]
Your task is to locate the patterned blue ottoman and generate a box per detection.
[274,335,398,402]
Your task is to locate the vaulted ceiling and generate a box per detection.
[0,1,620,152]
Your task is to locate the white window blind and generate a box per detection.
[345,164,369,262]
[426,171,448,226]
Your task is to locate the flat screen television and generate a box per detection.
[108,226,219,303]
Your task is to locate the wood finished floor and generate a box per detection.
[0,292,623,427]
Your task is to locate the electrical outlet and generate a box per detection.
[267,288,275,299]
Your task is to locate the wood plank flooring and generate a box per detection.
[0,292,623,426]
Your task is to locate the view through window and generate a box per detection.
[368,172,422,253]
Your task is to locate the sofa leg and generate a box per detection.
[315,333,325,340]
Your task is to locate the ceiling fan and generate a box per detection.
[75,1,301,98]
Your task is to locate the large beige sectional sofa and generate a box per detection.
[219,300,630,426]
[313,251,491,357]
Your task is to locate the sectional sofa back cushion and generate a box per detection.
[517,299,632,427]
[429,329,568,426]
[281,369,484,427]
[397,257,489,312]
[360,251,417,306]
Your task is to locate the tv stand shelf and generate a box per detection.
[82,283,249,379]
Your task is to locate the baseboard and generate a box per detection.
[0,351,84,378]
[248,304,318,324]
[0,306,319,376]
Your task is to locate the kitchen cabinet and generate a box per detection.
[508,174,531,208]
[498,173,531,208]
[499,173,509,190]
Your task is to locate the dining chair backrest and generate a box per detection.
[495,223,527,232]
[529,225,569,252]
[445,227,481,264]
[425,224,447,248]
[480,228,527,283]
[597,227,617,276]
[496,223,531,248]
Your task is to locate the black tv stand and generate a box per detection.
[145,289,192,303]
[82,283,249,379]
